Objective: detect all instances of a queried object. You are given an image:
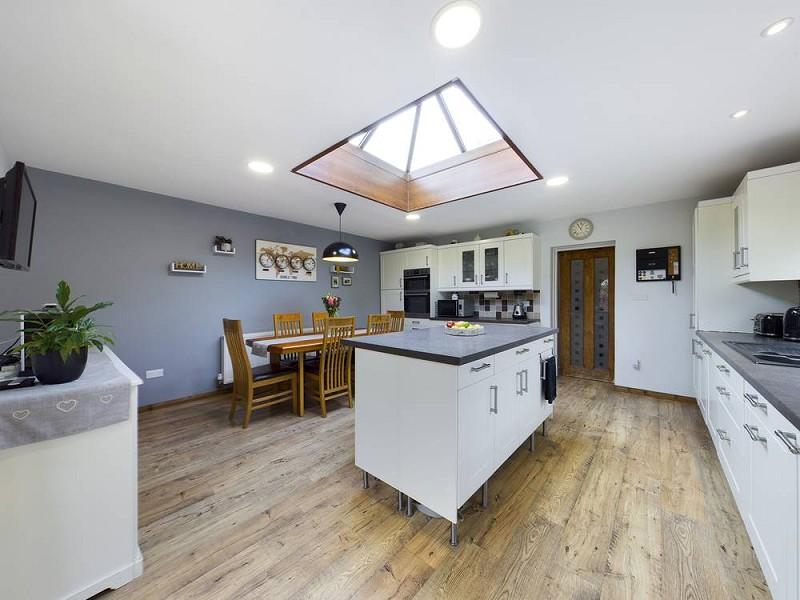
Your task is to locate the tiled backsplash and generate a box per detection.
[465,291,540,321]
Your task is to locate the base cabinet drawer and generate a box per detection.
[743,405,799,600]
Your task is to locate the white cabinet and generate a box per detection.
[492,366,518,466]
[380,252,406,290]
[731,162,800,282]
[744,404,799,600]
[503,236,535,289]
[380,289,403,313]
[478,241,504,288]
[516,355,540,445]
[406,248,434,270]
[693,199,796,332]
[438,245,460,289]
[693,340,800,600]
[458,245,479,288]
[457,376,495,503]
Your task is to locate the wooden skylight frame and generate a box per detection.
[292,79,542,212]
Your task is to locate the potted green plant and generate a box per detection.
[1,281,113,384]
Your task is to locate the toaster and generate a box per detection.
[785,306,800,342]
[753,313,784,337]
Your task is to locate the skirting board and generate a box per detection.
[614,385,695,403]
[64,549,143,600]
[138,386,231,412]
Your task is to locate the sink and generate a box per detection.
[724,340,800,368]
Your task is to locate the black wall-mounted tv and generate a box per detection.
[0,161,37,271]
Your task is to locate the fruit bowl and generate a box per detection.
[443,321,485,336]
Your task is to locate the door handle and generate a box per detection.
[741,247,749,267]
[716,364,729,374]
[489,385,498,413]
[715,385,730,397]
[471,363,491,372]
[775,430,800,455]
[744,393,767,412]
[523,369,529,393]
[516,372,522,396]
[689,313,696,329]
[702,350,712,356]
[516,348,530,355]
[743,423,767,443]
[505,273,508,284]
[733,250,740,270]
[426,256,429,266]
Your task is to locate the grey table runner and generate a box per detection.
[0,350,133,450]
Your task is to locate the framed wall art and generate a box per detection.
[256,240,317,281]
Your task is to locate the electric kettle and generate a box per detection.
[512,304,527,321]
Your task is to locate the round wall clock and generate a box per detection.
[568,218,594,240]
[258,252,274,268]
[303,257,316,271]
[275,254,290,269]
[289,256,304,270]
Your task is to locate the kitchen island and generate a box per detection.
[344,324,557,545]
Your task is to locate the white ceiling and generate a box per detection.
[0,1,798,242]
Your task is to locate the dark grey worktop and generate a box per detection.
[697,331,800,430]
[430,316,541,326]
[344,324,557,365]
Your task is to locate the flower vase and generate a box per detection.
[326,309,338,318]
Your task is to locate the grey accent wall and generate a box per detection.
[0,169,389,405]
[0,138,9,172]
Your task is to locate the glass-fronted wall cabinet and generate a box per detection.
[459,246,477,287]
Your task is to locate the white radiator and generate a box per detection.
[219,330,272,384]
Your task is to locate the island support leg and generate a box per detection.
[397,491,404,512]
[541,419,547,437]
[450,522,458,547]
[481,481,489,508]
[529,433,535,452]
[362,470,369,489]
[406,496,414,517]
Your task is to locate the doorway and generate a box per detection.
[557,246,615,382]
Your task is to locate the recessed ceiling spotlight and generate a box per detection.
[546,175,569,187]
[248,160,274,174]
[406,213,421,221]
[761,17,793,37]
[730,109,750,120]
[433,1,482,49]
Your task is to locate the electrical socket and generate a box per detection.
[145,369,164,379]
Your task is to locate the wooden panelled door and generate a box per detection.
[557,247,615,381]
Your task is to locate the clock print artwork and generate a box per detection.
[256,240,318,281]
[568,218,594,240]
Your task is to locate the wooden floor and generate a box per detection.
[100,377,770,600]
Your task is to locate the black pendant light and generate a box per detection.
[322,202,359,263]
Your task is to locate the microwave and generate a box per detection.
[437,298,475,318]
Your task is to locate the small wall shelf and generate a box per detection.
[169,262,207,274]
[212,246,236,256]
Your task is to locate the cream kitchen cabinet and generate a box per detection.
[380,251,406,291]
[406,247,434,270]
[438,245,461,289]
[731,161,800,282]
[692,336,800,600]
[380,289,403,313]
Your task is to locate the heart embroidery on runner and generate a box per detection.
[56,399,78,413]
[12,409,30,420]
[99,394,113,404]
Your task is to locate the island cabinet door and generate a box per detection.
[457,376,496,504]
[516,356,540,444]
[492,366,519,467]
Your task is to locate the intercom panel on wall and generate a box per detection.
[636,246,681,282]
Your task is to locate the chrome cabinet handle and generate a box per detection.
[744,393,767,412]
[523,369,529,393]
[716,428,730,442]
[505,273,509,284]
[775,430,800,455]
[516,348,530,355]
[471,363,491,373]
[702,350,712,356]
[543,338,554,344]
[425,256,429,266]
[689,313,696,329]
[733,250,740,270]
[716,364,729,374]
[715,386,730,397]
[490,385,498,413]
[741,247,749,267]
[516,371,522,396]
[744,423,767,443]
[453,275,456,286]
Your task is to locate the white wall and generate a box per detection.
[0,136,9,172]
[531,198,696,397]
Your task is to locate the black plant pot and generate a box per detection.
[31,347,89,384]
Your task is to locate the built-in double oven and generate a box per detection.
[403,268,430,317]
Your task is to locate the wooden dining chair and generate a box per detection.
[304,316,355,417]
[273,312,304,363]
[222,319,297,428]
[387,310,405,332]
[311,311,328,334]
[367,314,392,335]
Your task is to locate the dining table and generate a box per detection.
[248,329,368,416]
